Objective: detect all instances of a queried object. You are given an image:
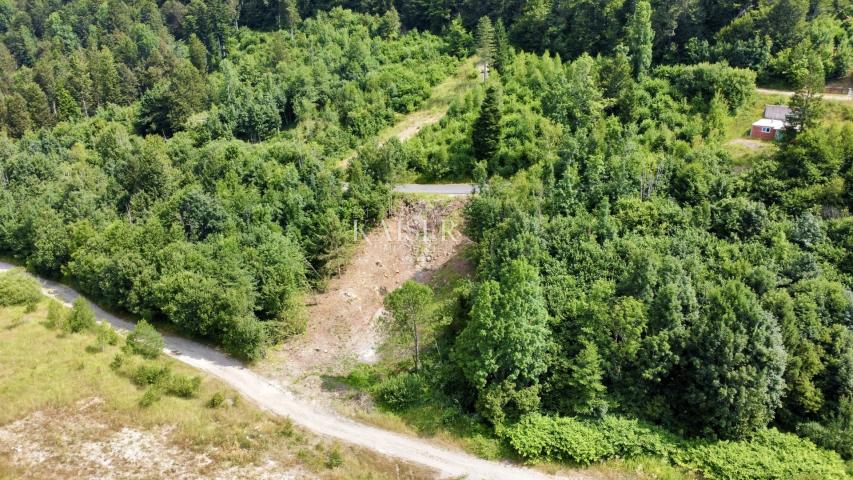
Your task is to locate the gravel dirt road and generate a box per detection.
[0,260,577,480]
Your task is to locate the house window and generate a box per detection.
[760,127,771,133]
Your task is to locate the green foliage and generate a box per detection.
[207,391,225,408]
[165,373,202,398]
[680,428,849,480]
[655,63,756,112]
[476,16,496,67]
[0,8,450,358]
[626,0,654,79]
[373,372,427,409]
[452,259,552,425]
[139,386,161,408]
[64,298,96,333]
[87,323,119,353]
[384,280,434,370]
[131,362,172,386]
[45,299,65,329]
[125,319,165,359]
[0,269,41,307]
[674,281,787,439]
[505,414,848,478]
[472,84,502,162]
[324,446,344,469]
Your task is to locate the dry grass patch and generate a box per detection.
[0,300,432,479]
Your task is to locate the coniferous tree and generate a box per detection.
[378,7,401,39]
[188,33,208,72]
[492,19,512,73]
[674,281,786,439]
[472,84,502,163]
[566,341,609,417]
[279,0,300,36]
[476,16,496,74]
[446,16,474,58]
[627,0,654,79]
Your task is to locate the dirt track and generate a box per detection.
[0,260,577,480]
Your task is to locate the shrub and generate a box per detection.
[373,373,427,409]
[139,386,161,408]
[125,320,164,359]
[597,416,681,460]
[503,413,612,464]
[0,269,42,307]
[207,392,225,408]
[324,446,343,469]
[110,353,126,370]
[64,298,96,333]
[504,414,849,479]
[131,363,171,386]
[679,428,848,480]
[165,373,201,398]
[224,316,267,362]
[45,299,65,329]
[345,364,381,390]
[88,323,120,352]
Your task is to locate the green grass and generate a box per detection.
[0,297,423,479]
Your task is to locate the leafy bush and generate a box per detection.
[131,363,172,386]
[679,428,848,480]
[0,269,42,307]
[139,387,162,408]
[223,316,267,362]
[64,298,96,333]
[373,372,427,409]
[505,414,849,479]
[87,323,120,353]
[207,392,225,408]
[324,446,343,469]
[125,320,165,359]
[503,413,613,464]
[165,374,201,398]
[45,299,65,329]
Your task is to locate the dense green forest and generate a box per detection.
[1,0,853,476]
[0,7,459,358]
[361,16,853,478]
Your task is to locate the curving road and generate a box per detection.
[0,260,575,480]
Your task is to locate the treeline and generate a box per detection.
[0,10,458,359]
[291,0,852,86]
[379,45,853,468]
[0,4,457,143]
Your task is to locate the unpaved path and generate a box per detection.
[393,184,478,195]
[756,87,851,101]
[340,57,480,167]
[0,260,575,480]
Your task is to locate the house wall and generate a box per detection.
[750,125,777,140]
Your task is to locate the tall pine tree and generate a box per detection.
[476,16,496,74]
[493,19,512,73]
[472,84,502,163]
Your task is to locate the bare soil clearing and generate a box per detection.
[259,200,470,392]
